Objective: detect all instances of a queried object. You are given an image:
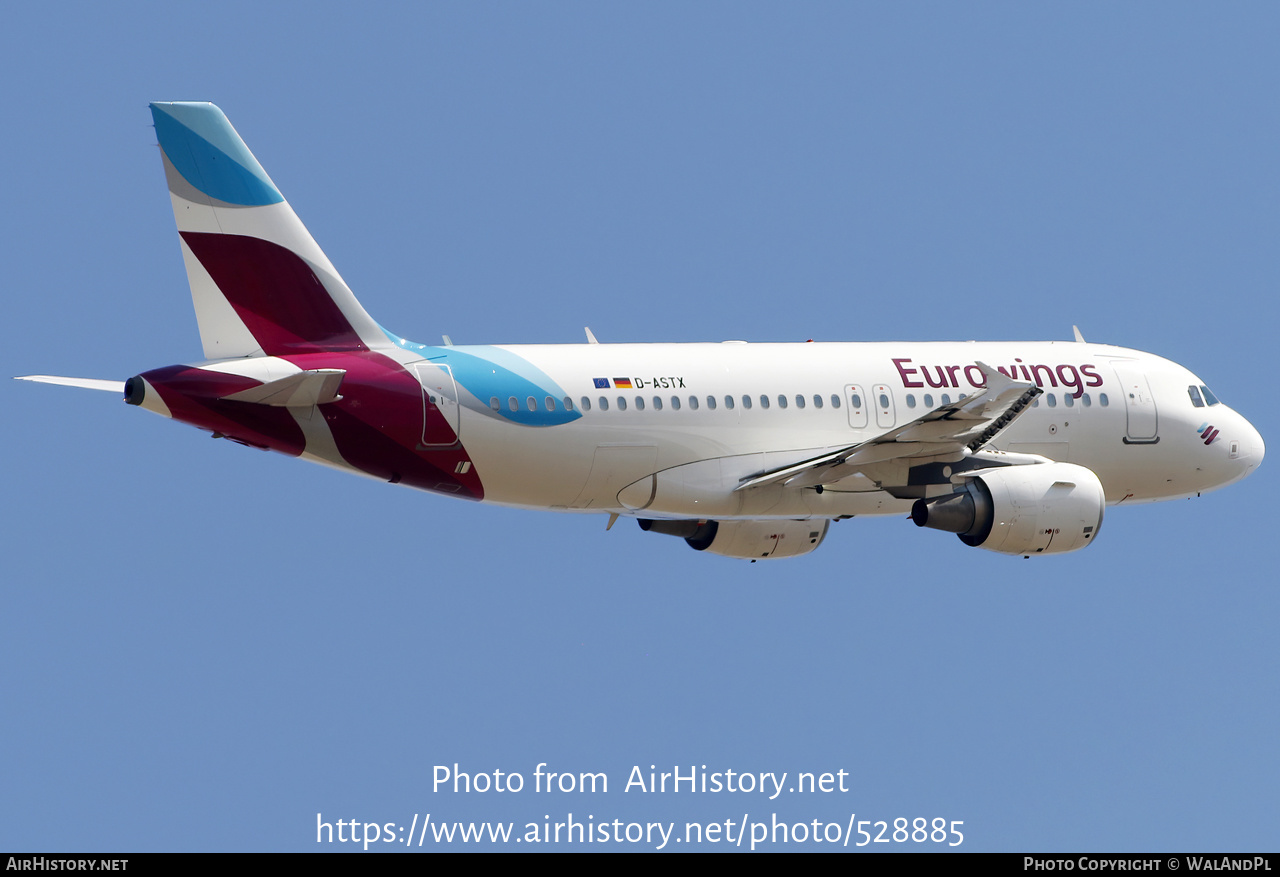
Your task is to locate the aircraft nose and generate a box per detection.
[1229,413,1264,481]
[1247,419,1265,468]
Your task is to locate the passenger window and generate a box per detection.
[580,396,591,411]
[1099,393,1109,407]
[526,396,537,411]
[706,395,716,410]
[878,393,889,409]
[795,394,805,409]
[671,396,681,410]
[598,396,609,411]
[689,396,699,410]
[508,396,518,412]
[1188,386,1204,407]
[813,394,823,409]
[617,397,627,411]
[1032,397,1040,407]
[635,396,645,411]
[941,394,951,405]
[850,393,862,408]
[653,396,663,411]
[906,394,916,408]
[778,395,788,409]
[742,395,752,409]
[489,397,500,412]
[1081,394,1091,408]
[831,394,841,409]
[544,396,556,411]
[725,395,735,410]
[1064,393,1074,408]
[924,394,934,407]
[563,397,574,411]
[760,395,770,409]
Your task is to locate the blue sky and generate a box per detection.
[3,2,1276,852]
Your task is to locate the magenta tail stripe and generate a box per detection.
[182,232,367,355]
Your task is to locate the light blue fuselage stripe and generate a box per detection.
[385,331,580,426]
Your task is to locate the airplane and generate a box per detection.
[16,102,1266,560]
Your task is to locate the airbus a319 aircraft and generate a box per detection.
[18,102,1266,559]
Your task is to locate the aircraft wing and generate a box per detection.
[734,362,1042,492]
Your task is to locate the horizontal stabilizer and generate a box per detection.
[15,375,125,393]
[219,369,346,407]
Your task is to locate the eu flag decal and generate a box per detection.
[593,377,610,389]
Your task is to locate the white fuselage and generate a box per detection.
[425,339,1262,520]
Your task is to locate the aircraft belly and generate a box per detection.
[1006,441,1069,460]
[455,414,730,509]
[615,452,903,519]
[617,456,748,516]
[459,427,596,508]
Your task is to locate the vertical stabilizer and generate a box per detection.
[150,102,388,359]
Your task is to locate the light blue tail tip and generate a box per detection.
[150,101,283,207]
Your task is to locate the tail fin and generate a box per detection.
[151,102,388,359]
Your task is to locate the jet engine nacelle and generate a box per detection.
[639,518,830,559]
[911,462,1105,556]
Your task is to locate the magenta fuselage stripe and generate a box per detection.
[283,351,483,499]
[181,232,367,355]
[142,364,308,455]
[140,352,484,501]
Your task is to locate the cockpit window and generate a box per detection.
[1201,385,1220,406]
[1188,385,1204,408]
